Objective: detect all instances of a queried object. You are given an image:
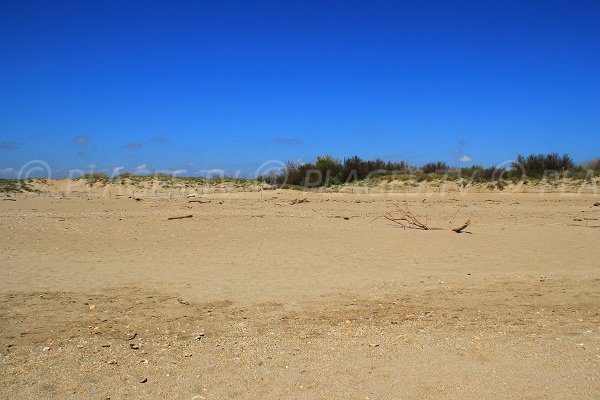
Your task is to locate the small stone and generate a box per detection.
[107,359,117,365]
[138,359,149,364]
[345,319,353,325]
[42,346,50,352]
[89,304,96,310]
[101,344,111,348]
[76,344,84,349]
[403,314,415,321]
[368,343,379,347]
[130,343,140,350]
[140,378,148,383]
[424,311,433,317]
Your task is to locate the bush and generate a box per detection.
[512,153,574,177]
[583,158,600,171]
[277,155,410,187]
[422,161,449,174]
[460,166,507,182]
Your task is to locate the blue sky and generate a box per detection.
[1,0,599,178]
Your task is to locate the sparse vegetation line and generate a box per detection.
[1,153,599,194]
[259,152,599,189]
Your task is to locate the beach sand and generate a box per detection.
[1,190,599,399]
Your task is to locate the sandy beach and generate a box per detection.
[3,1,600,397]
[0,190,598,399]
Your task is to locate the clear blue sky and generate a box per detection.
[1,0,599,178]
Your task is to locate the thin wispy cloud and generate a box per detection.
[123,142,143,150]
[74,135,90,145]
[272,137,304,146]
[0,141,19,151]
[197,168,226,177]
[459,155,473,163]
[135,164,150,174]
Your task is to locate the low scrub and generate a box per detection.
[0,179,35,193]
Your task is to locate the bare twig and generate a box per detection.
[449,205,466,224]
[383,203,429,230]
[379,203,472,233]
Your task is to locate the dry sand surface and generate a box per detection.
[1,190,599,399]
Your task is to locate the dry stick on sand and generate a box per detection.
[374,203,472,233]
[289,198,309,205]
[383,203,429,230]
[167,214,193,221]
[452,219,472,233]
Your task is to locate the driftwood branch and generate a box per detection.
[452,219,471,233]
[382,203,429,230]
[289,198,309,205]
[167,214,193,220]
[377,203,472,233]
